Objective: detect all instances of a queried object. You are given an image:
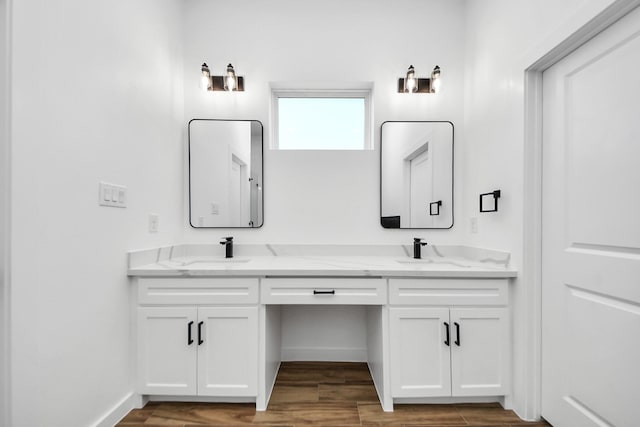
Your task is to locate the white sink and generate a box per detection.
[159,257,251,267]
[182,258,251,265]
[396,258,469,268]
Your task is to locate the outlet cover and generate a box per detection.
[149,214,159,233]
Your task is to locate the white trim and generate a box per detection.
[522,0,640,421]
[90,392,139,427]
[1,0,11,425]
[280,347,367,362]
[148,395,256,403]
[270,86,373,150]
[394,396,505,405]
[522,69,543,422]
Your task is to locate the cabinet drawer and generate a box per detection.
[261,278,387,305]
[389,278,508,306]
[138,278,259,305]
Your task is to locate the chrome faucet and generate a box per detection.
[220,237,234,258]
[413,238,428,259]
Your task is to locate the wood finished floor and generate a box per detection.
[117,362,552,427]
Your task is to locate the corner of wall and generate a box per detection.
[0,0,11,424]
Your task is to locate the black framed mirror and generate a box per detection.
[188,119,263,228]
[380,121,453,229]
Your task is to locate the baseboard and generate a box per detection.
[91,391,139,427]
[148,395,256,403]
[281,347,367,362]
[394,396,505,405]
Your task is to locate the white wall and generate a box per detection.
[182,0,466,244]
[281,306,368,361]
[180,0,466,367]
[461,0,617,419]
[1,0,10,424]
[8,0,184,425]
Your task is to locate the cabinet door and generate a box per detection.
[137,307,198,395]
[450,307,509,396]
[197,306,258,396]
[389,307,451,397]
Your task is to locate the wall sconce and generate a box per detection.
[398,65,441,93]
[200,63,245,92]
[479,190,501,213]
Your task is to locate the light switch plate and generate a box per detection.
[99,181,127,208]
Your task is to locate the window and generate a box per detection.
[272,89,372,150]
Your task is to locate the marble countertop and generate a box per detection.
[127,244,517,279]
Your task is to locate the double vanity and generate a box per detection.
[133,104,512,413]
[128,243,516,412]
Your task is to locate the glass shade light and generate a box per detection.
[404,65,418,93]
[224,63,237,91]
[200,63,212,92]
[430,65,441,93]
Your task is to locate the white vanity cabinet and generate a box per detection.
[136,278,259,397]
[128,249,517,413]
[388,278,510,399]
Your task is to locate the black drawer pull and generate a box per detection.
[198,321,204,345]
[454,322,460,346]
[313,289,335,295]
[444,322,450,346]
[187,321,194,345]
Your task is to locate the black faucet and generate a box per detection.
[220,237,234,258]
[413,238,428,259]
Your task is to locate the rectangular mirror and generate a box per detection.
[381,121,453,229]
[188,119,263,228]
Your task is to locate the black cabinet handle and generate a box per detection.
[454,322,460,346]
[444,322,450,346]
[187,321,194,345]
[313,290,335,295]
[197,321,204,345]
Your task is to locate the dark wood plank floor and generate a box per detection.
[117,361,551,426]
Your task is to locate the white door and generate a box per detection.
[389,307,451,397]
[541,6,640,427]
[197,306,258,396]
[137,307,197,395]
[229,158,242,227]
[450,308,509,397]
[409,149,433,227]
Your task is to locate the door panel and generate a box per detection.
[410,149,433,227]
[197,307,258,396]
[389,307,451,397]
[450,308,509,396]
[566,286,640,424]
[541,6,640,426]
[137,307,197,395]
[229,158,242,227]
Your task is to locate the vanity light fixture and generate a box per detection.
[200,62,245,92]
[398,65,441,93]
